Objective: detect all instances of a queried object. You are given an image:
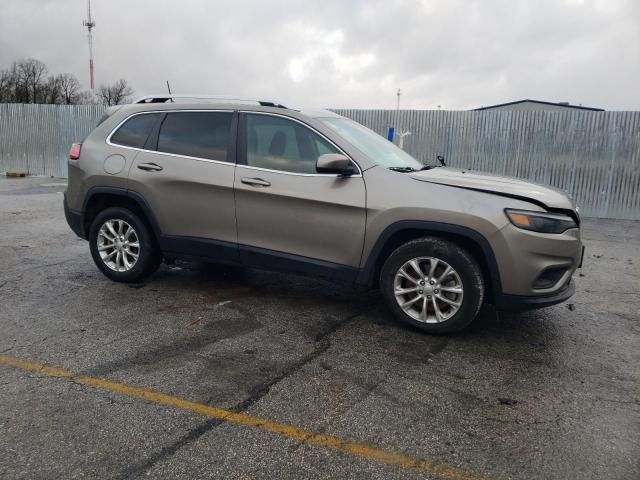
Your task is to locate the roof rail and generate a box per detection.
[133,94,288,108]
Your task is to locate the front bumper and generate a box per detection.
[495,281,575,312]
[493,222,583,296]
[63,193,85,239]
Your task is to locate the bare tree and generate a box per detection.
[76,90,97,105]
[43,75,63,104]
[0,69,15,102]
[0,58,101,105]
[58,73,82,104]
[96,79,134,106]
[11,58,48,103]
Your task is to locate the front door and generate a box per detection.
[234,112,366,279]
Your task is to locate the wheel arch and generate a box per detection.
[357,221,502,304]
[82,187,162,246]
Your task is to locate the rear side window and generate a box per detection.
[157,112,233,161]
[110,113,161,149]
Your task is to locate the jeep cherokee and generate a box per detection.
[64,95,583,333]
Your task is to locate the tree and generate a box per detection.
[58,73,82,105]
[76,90,97,105]
[11,58,48,103]
[96,79,134,106]
[0,69,15,102]
[20,72,83,105]
[0,57,122,105]
[43,75,63,104]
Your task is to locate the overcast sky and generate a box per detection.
[1,0,639,110]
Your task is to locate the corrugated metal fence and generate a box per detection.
[0,104,105,178]
[1,104,639,219]
[334,109,640,220]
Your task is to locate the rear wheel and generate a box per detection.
[380,237,484,334]
[89,207,161,283]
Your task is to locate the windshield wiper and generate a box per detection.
[388,165,441,173]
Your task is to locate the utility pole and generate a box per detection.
[395,88,411,150]
[83,0,96,90]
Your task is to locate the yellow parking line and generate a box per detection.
[0,353,487,480]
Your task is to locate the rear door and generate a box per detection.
[234,112,366,279]
[125,110,239,261]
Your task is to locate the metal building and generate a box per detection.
[473,99,604,112]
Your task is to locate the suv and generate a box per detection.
[64,95,583,334]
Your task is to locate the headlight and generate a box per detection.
[505,209,577,234]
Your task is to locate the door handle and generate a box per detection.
[241,177,271,187]
[137,162,163,172]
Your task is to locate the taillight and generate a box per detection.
[69,143,82,160]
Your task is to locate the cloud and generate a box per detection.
[0,0,638,109]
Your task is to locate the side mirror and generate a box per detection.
[316,153,355,175]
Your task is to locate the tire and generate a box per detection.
[380,237,484,334]
[88,207,161,283]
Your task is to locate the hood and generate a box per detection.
[410,168,575,211]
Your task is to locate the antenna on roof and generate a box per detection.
[166,81,174,102]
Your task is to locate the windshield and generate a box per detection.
[319,117,424,170]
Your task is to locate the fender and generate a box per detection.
[356,220,503,299]
[82,186,164,243]
[81,186,128,213]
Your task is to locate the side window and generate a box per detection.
[244,114,340,174]
[110,113,161,148]
[314,137,335,156]
[157,112,233,161]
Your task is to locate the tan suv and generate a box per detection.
[64,95,584,333]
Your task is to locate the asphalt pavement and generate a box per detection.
[0,176,638,479]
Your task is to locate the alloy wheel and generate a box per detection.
[393,256,464,323]
[97,219,140,272]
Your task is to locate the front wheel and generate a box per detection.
[380,237,484,334]
[88,207,161,283]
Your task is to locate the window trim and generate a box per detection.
[106,109,237,166]
[238,111,362,177]
[107,111,163,151]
